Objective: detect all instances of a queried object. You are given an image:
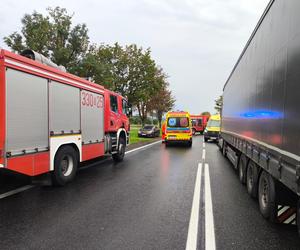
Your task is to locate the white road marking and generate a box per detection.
[205,163,216,250]
[126,140,161,155]
[203,143,206,148]
[186,163,202,250]
[0,185,34,200]
[202,149,206,160]
[284,214,296,224]
[0,140,161,200]
[278,206,290,216]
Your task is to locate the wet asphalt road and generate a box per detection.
[0,136,300,249]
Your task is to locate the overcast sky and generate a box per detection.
[0,0,270,114]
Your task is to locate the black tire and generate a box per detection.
[187,140,192,147]
[258,171,277,221]
[222,141,227,157]
[238,155,247,184]
[192,128,196,135]
[204,137,208,142]
[165,141,169,147]
[52,145,78,186]
[297,200,300,236]
[112,137,126,162]
[246,160,259,198]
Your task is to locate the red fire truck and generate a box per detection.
[0,49,130,186]
[190,115,209,135]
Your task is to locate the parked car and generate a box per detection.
[138,125,160,138]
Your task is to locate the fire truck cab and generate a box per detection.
[190,114,209,135]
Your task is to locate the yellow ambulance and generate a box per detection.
[165,111,192,147]
[203,114,221,142]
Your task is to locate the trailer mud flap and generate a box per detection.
[276,205,297,225]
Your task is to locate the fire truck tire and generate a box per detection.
[187,140,192,147]
[52,146,78,186]
[238,154,247,184]
[258,171,277,222]
[204,137,208,142]
[112,137,126,162]
[246,160,259,198]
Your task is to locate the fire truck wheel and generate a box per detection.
[52,146,78,186]
[258,171,277,222]
[187,140,192,147]
[204,137,208,142]
[112,137,126,162]
[246,160,259,198]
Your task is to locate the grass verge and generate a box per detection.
[129,125,161,144]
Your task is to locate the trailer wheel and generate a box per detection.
[112,137,126,162]
[246,160,259,198]
[222,141,227,157]
[52,145,78,186]
[238,154,247,184]
[258,171,277,221]
[297,199,300,236]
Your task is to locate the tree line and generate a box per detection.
[4,7,175,127]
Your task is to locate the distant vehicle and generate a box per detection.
[191,114,210,135]
[0,49,130,186]
[203,114,220,142]
[161,121,167,142]
[165,111,192,147]
[138,125,160,138]
[220,0,300,234]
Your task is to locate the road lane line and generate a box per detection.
[0,141,161,200]
[186,163,202,250]
[203,143,205,148]
[0,185,34,200]
[125,140,161,155]
[202,149,206,161]
[205,163,216,250]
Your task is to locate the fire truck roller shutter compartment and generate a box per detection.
[49,81,80,135]
[6,68,49,156]
[81,90,104,144]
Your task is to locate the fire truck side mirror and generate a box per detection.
[127,104,133,117]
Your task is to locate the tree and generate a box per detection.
[148,78,175,128]
[214,95,223,113]
[75,43,165,126]
[4,7,175,125]
[201,111,211,116]
[4,7,89,72]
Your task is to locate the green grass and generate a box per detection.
[129,125,161,144]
